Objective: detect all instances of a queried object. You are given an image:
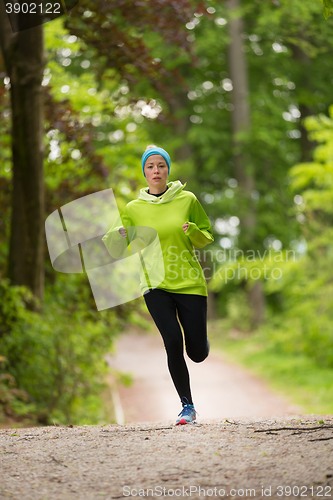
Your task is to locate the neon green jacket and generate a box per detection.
[102,180,214,296]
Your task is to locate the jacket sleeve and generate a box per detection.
[185,196,214,249]
[102,206,134,258]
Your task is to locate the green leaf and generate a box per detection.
[320,0,333,18]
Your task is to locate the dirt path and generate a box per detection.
[1,417,333,499]
[106,330,301,424]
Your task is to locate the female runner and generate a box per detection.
[103,145,214,425]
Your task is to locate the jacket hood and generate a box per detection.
[138,180,187,204]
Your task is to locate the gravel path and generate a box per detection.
[1,416,333,499]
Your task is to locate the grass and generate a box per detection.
[208,318,333,415]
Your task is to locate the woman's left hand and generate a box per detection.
[182,223,189,234]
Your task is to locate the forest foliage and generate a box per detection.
[1,0,333,424]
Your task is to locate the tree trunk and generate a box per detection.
[226,0,265,329]
[168,92,193,162]
[0,6,46,310]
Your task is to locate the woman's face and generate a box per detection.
[144,154,168,188]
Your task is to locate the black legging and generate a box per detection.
[143,288,209,406]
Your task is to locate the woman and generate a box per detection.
[102,145,214,425]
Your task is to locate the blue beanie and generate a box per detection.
[141,147,171,178]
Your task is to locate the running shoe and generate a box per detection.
[175,397,197,425]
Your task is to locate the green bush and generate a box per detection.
[0,276,125,426]
[225,290,253,333]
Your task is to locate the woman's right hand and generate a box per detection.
[119,227,127,238]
